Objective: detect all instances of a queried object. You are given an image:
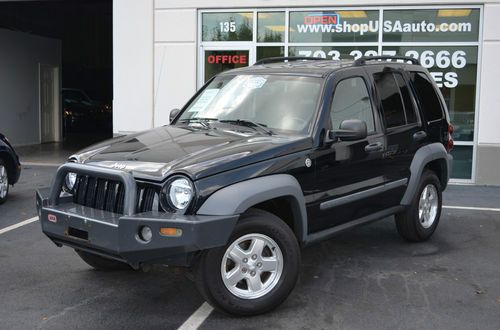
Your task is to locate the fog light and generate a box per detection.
[138,226,152,243]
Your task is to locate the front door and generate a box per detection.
[200,46,254,85]
[308,68,388,234]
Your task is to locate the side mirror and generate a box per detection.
[329,119,367,141]
[169,108,181,123]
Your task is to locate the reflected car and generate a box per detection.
[62,88,112,133]
[0,133,21,204]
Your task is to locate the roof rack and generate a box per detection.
[353,56,420,66]
[254,56,325,66]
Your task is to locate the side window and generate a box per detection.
[330,77,375,132]
[394,74,418,124]
[409,72,444,122]
[373,72,406,128]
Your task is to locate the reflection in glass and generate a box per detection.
[331,77,375,131]
[257,47,284,61]
[289,10,379,43]
[180,75,323,134]
[383,9,480,42]
[204,50,249,82]
[450,146,473,179]
[288,46,378,61]
[202,12,253,41]
[258,12,285,42]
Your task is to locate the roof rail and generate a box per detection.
[353,56,420,66]
[254,56,324,66]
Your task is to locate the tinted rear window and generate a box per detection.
[394,74,417,124]
[373,72,406,128]
[409,72,444,122]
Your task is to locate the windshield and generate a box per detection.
[177,74,323,134]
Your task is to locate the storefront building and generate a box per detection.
[113,1,500,185]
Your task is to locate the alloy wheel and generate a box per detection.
[0,165,8,199]
[221,233,283,300]
[418,183,439,229]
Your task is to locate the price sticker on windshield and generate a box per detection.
[244,77,267,89]
[188,89,219,112]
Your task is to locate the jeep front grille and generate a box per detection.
[136,184,161,213]
[72,175,161,214]
[73,175,126,214]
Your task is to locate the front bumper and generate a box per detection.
[36,187,238,267]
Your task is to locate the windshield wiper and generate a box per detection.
[178,117,218,129]
[219,119,274,136]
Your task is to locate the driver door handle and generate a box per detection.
[364,142,384,153]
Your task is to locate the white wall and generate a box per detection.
[154,9,197,126]
[113,0,154,134]
[478,3,500,145]
[0,29,61,146]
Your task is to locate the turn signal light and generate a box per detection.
[159,227,182,237]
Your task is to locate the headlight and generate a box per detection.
[161,176,194,212]
[64,172,77,192]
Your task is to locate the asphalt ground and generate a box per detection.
[1,165,499,329]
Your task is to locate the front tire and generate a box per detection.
[0,159,10,205]
[396,170,442,242]
[75,250,133,271]
[194,209,300,316]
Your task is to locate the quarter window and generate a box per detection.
[409,72,444,122]
[330,77,375,132]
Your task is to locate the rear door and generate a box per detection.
[365,65,426,200]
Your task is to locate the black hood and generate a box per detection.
[72,125,312,181]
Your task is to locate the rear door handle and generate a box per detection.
[413,131,427,142]
[364,142,384,153]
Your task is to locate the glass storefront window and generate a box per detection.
[450,146,473,179]
[289,10,379,43]
[288,46,378,61]
[257,12,285,42]
[383,9,480,42]
[382,46,477,141]
[202,12,253,41]
[257,46,284,61]
[204,50,249,82]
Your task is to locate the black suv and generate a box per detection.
[37,56,453,316]
[0,133,21,204]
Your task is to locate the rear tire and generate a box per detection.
[194,209,300,316]
[396,170,442,242]
[75,250,133,271]
[0,159,9,205]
